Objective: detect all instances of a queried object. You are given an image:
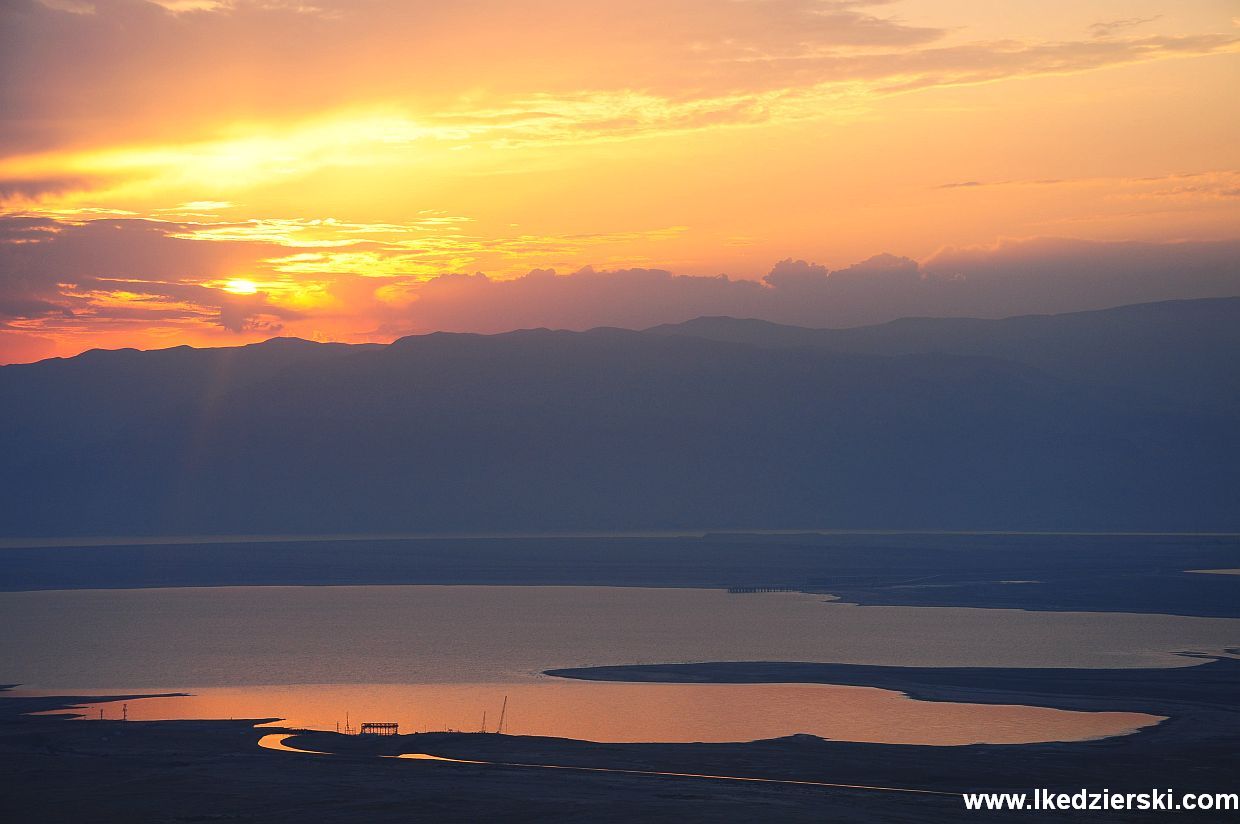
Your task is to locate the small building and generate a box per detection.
[360,722,399,736]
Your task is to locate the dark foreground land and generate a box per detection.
[3,657,1239,823]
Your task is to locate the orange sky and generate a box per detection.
[1,0,1238,363]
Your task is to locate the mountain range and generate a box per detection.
[2,297,1237,536]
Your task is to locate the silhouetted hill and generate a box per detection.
[1,299,1237,536]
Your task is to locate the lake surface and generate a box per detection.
[4,585,1236,744]
[47,681,1160,745]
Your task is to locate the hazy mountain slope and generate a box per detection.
[649,297,1240,414]
[1,301,1236,536]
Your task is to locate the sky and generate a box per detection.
[0,0,1237,363]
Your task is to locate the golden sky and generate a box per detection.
[1,0,1238,362]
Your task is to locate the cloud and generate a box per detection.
[851,34,1238,95]
[1089,17,1161,38]
[214,289,298,332]
[3,0,1235,160]
[0,210,690,286]
[4,209,1239,360]
[384,238,1240,334]
[0,175,97,204]
[0,216,275,284]
[0,0,943,153]
[390,266,768,333]
[0,215,296,333]
[37,0,95,14]
[919,237,1240,317]
[930,170,1240,203]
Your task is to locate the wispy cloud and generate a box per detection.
[932,170,1240,202]
[1089,16,1161,38]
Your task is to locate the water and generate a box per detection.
[48,681,1160,745]
[5,585,1236,744]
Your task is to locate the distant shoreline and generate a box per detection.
[544,658,1240,717]
[4,533,1239,618]
[4,528,1240,550]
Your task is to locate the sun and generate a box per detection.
[223,278,259,295]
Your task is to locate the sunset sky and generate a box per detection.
[1,0,1237,363]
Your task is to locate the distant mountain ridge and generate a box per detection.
[2,297,1237,536]
[647,297,1240,414]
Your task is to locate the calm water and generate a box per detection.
[47,681,1160,745]
[5,585,1236,744]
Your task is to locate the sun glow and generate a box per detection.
[223,278,259,295]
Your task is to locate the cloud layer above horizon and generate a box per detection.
[1,0,1238,361]
[4,212,1239,363]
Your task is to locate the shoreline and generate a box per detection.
[4,663,1237,822]
[4,533,1238,619]
[7,528,1240,551]
[544,656,1240,715]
